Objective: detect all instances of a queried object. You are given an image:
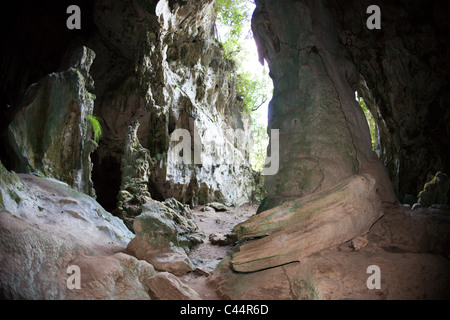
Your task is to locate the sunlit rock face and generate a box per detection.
[89,0,254,209]
[0,0,255,210]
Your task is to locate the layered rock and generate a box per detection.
[230,174,383,272]
[7,46,98,197]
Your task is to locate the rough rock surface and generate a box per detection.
[209,205,450,300]
[126,199,204,275]
[0,161,156,299]
[0,161,204,300]
[252,0,396,210]
[146,272,201,300]
[7,46,98,197]
[328,0,450,202]
[88,0,254,210]
[115,120,156,230]
[0,0,449,301]
[208,0,450,299]
[230,174,383,272]
[417,171,450,208]
[0,0,255,212]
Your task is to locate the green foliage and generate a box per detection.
[238,70,271,172]
[216,0,250,59]
[86,114,103,143]
[358,98,377,150]
[216,0,271,173]
[236,70,271,114]
[250,119,268,172]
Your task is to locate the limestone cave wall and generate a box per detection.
[252,0,449,207]
[0,0,254,211]
[327,0,450,203]
[0,0,449,301]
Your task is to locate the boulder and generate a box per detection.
[164,197,194,219]
[0,161,160,300]
[230,174,383,272]
[126,200,204,275]
[349,235,369,252]
[209,232,237,246]
[207,202,229,212]
[417,171,450,208]
[146,272,201,300]
[200,206,214,212]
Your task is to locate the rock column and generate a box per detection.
[253,0,396,210]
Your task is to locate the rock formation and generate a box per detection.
[7,46,98,197]
[326,0,450,202]
[215,0,394,274]
[0,0,449,301]
[231,174,383,272]
[416,171,450,208]
[0,160,147,299]
[0,160,207,299]
[126,199,204,275]
[115,120,156,230]
[88,0,255,210]
[115,119,204,273]
[253,0,396,209]
[209,0,450,299]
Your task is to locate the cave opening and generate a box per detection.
[355,90,379,154]
[0,0,449,301]
[215,0,272,176]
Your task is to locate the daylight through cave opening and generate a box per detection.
[355,90,379,154]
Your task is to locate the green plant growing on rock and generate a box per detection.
[86,115,103,143]
[357,97,377,151]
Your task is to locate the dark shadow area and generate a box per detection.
[0,0,95,170]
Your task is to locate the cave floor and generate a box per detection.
[179,202,259,299]
[178,203,450,300]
